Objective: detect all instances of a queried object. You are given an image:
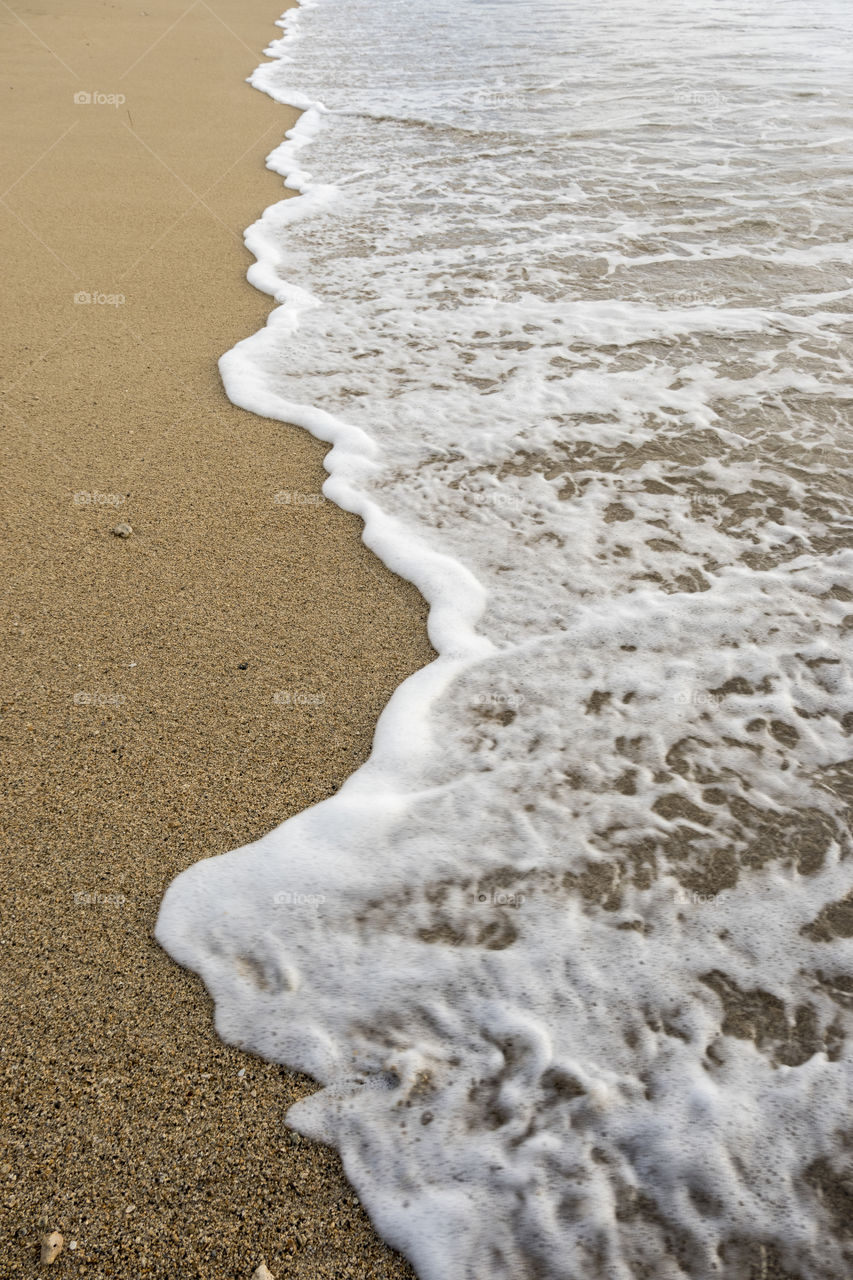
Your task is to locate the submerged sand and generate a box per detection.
[0,1,430,1275]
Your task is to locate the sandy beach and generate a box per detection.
[0,1,430,1275]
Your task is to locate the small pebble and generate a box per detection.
[252,1263,275,1280]
[111,522,133,538]
[40,1231,63,1264]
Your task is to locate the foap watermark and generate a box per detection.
[674,689,724,709]
[73,890,127,907]
[73,90,126,108]
[73,291,125,307]
[478,888,527,909]
[471,88,526,112]
[480,285,524,305]
[73,491,126,507]
[272,690,326,708]
[669,281,721,308]
[673,87,728,110]
[458,485,524,514]
[472,691,525,709]
[273,491,326,507]
[72,691,127,707]
[273,890,326,909]
[690,493,725,518]
[674,888,729,907]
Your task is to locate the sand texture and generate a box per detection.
[0,1,431,1275]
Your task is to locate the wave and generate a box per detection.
[157,1,853,1276]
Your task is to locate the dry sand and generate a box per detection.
[0,1,431,1276]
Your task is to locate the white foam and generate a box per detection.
[158,0,853,1275]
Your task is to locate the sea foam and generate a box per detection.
[158,1,853,1275]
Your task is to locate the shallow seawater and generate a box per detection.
[158,1,853,1276]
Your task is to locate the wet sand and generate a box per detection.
[0,1,430,1275]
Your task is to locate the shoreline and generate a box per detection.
[0,1,429,1276]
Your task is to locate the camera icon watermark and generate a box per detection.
[273,890,326,909]
[73,90,126,108]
